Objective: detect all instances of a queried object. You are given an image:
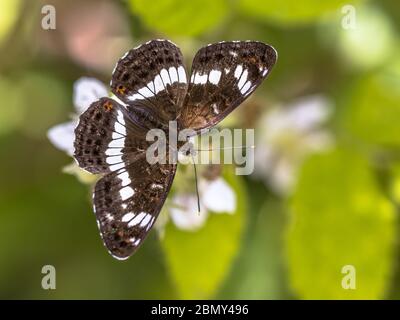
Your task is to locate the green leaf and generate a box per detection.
[162,166,246,299]
[239,0,364,26]
[0,77,25,136]
[19,72,69,138]
[390,163,400,205]
[336,6,395,70]
[0,72,68,138]
[219,196,290,299]
[0,0,21,45]
[340,67,400,147]
[287,148,397,299]
[128,0,227,36]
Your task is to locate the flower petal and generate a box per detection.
[262,95,332,137]
[253,144,276,177]
[302,130,334,152]
[269,157,296,195]
[286,95,332,132]
[47,120,77,156]
[170,195,209,231]
[73,77,108,114]
[201,178,236,213]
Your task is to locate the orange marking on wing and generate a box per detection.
[103,101,113,112]
[116,85,126,94]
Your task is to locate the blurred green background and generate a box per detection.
[0,0,399,299]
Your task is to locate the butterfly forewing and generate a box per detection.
[179,41,277,131]
[111,40,188,123]
[94,159,176,259]
[74,97,151,174]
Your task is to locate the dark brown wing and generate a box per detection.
[110,39,188,125]
[74,97,150,174]
[94,159,176,260]
[179,41,277,132]
[74,96,177,259]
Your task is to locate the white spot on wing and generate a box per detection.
[177,66,187,84]
[106,155,122,165]
[146,217,155,231]
[122,212,135,222]
[208,70,222,85]
[118,171,131,187]
[160,68,171,86]
[212,103,219,114]
[234,65,243,79]
[127,93,142,101]
[106,148,123,156]
[128,211,147,227]
[114,122,126,136]
[105,213,114,221]
[154,74,164,93]
[112,132,123,139]
[169,67,178,83]
[130,237,137,243]
[238,69,248,90]
[117,110,125,125]
[148,81,155,93]
[108,138,125,148]
[240,81,252,95]
[110,163,125,171]
[140,214,152,228]
[193,72,208,84]
[138,86,154,98]
[120,186,134,201]
[229,50,237,57]
[151,183,163,189]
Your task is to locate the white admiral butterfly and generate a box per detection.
[74,40,277,259]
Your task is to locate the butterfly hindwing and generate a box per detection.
[94,159,176,259]
[111,40,188,123]
[74,96,177,259]
[179,41,277,131]
[74,97,150,174]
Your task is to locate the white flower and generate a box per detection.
[169,177,236,231]
[47,77,108,156]
[201,178,236,213]
[47,121,77,156]
[169,195,208,231]
[253,95,334,195]
[73,77,108,115]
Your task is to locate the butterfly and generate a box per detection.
[74,40,277,260]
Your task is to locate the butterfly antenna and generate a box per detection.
[191,153,201,214]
